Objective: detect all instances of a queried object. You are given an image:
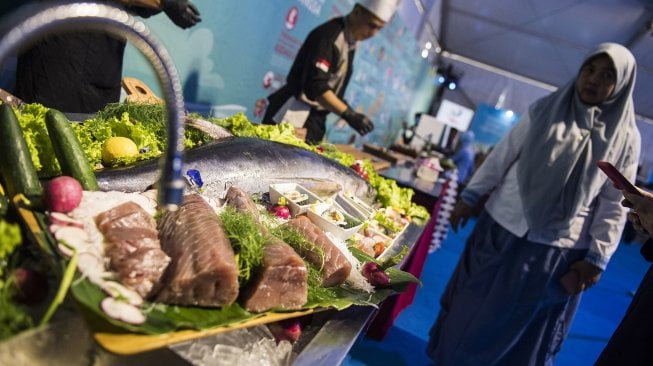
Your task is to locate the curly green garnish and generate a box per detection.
[218,206,265,285]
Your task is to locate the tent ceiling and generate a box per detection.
[434,0,653,120]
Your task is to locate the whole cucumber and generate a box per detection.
[45,109,99,191]
[0,104,43,197]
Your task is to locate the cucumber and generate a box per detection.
[0,104,43,198]
[45,109,99,191]
[0,195,7,217]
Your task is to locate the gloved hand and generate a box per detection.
[341,107,374,136]
[161,0,202,29]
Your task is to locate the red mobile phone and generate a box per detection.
[597,160,640,195]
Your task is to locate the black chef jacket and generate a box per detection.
[12,1,161,114]
[15,32,127,114]
[263,16,355,143]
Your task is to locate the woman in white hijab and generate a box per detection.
[426,43,640,365]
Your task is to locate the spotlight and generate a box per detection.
[435,64,462,92]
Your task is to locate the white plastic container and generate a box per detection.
[307,203,363,241]
[333,193,371,221]
[416,157,444,183]
[269,183,321,217]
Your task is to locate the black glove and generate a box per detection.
[128,6,162,18]
[341,107,374,136]
[161,0,202,29]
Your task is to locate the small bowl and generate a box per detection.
[307,203,363,241]
[269,183,321,216]
[334,193,373,221]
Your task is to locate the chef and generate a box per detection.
[11,0,200,114]
[262,0,400,144]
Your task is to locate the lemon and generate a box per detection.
[102,136,139,165]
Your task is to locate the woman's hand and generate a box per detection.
[449,200,475,233]
[622,188,653,236]
[569,260,602,293]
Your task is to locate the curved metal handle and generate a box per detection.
[0,2,185,210]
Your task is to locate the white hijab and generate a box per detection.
[517,42,638,230]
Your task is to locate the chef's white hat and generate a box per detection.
[358,0,400,22]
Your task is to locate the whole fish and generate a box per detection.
[95,137,376,203]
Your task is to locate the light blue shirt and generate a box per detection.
[460,115,640,270]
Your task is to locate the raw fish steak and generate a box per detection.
[286,216,351,287]
[241,238,308,313]
[156,194,239,307]
[223,186,308,312]
[96,201,170,298]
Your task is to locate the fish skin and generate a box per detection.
[95,137,376,203]
[184,116,234,141]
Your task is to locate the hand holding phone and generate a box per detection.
[597,160,640,195]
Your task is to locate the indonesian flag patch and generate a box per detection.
[315,58,330,73]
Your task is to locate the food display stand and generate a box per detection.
[0,4,434,365]
[380,162,444,209]
[0,223,424,365]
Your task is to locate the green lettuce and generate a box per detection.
[15,103,60,176]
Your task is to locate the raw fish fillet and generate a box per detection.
[286,216,351,287]
[224,186,308,312]
[156,194,239,307]
[95,201,170,298]
[96,201,156,232]
[224,185,260,220]
[241,238,308,313]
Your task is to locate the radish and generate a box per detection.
[44,176,84,213]
[54,226,89,257]
[48,212,84,228]
[100,297,146,325]
[76,252,108,282]
[268,319,302,343]
[361,262,390,288]
[269,196,291,219]
[101,281,143,306]
[270,204,291,219]
[13,267,49,305]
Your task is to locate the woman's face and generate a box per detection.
[576,54,617,105]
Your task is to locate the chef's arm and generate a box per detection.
[114,0,162,9]
[316,90,348,116]
[317,89,374,136]
[114,0,201,28]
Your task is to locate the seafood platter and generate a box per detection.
[0,103,427,356]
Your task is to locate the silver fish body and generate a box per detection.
[95,137,376,203]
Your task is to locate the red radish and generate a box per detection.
[361,262,390,288]
[270,205,291,219]
[44,176,83,213]
[269,196,291,219]
[268,319,302,343]
[13,267,49,305]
